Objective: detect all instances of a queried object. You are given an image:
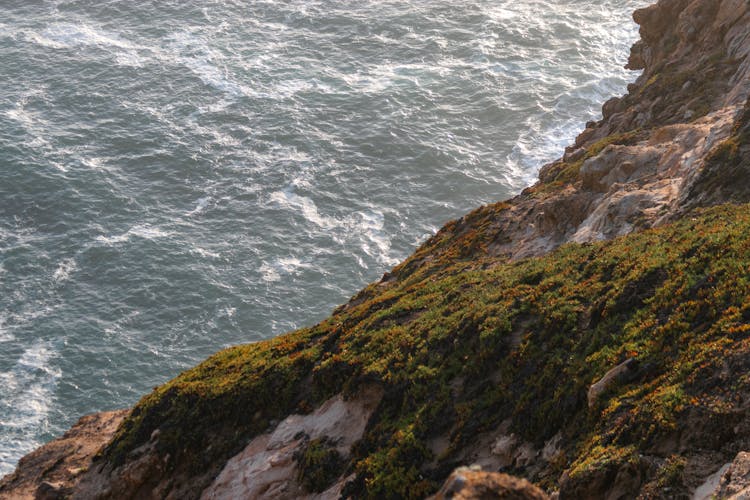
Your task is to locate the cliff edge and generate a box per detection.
[4,0,750,498]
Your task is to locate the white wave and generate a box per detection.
[79,155,109,171]
[338,61,450,95]
[259,256,313,283]
[103,310,141,336]
[113,51,146,68]
[4,107,34,129]
[25,22,259,89]
[3,88,71,172]
[5,91,50,145]
[166,30,250,97]
[211,131,241,147]
[186,197,211,216]
[95,224,172,245]
[269,78,317,99]
[190,246,221,259]
[259,263,280,282]
[352,210,399,267]
[31,22,131,49]
[52,257,77,283]
[269,188,338,229]
[0,341,61,477]
[28,22,146,67]
[180,55,246,96]
[0,314,13,343]
[268,186,398,267]
[341,71,393,94]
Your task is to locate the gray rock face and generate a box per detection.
[712,452,750,499]
[579,145,660,193]
[201,386,383,500]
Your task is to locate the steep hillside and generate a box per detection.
[79,204,750,499]
[3,0,750,498]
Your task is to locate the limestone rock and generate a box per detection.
[579,145,660,193]
[541,434,563,464]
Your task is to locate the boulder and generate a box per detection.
[588,358,640,408]
[711,451,750,499]
[431,467,549,500]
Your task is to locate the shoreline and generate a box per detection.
[6,0,750,497]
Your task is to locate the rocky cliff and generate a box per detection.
[4,0,750,498]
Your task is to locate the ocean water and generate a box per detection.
[0,0,646,475]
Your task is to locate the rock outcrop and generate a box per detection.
[431,467,549,500]
[587,358,640,409]
[385,0,750,272]
[5,0,750,498]
[710,451,750,499]
[0,410,127,500]
[200,386,382,500]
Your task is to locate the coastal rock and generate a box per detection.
[200,385,383,500]
[431,468,549,500]
[0,410,127,500]
[73,434,174,500]
[559,455,653,500]
[633,0,689,45]
[693,461,732,500]
[491,435,521,468]
[579,145,659,193]
[541,434,563,464]
[711,451,750,499]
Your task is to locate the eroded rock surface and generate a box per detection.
[201,385,383,499]
[0,410,127,500]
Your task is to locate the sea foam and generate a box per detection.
[0,342,61,477]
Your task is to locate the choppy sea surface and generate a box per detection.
[0,0,647,475]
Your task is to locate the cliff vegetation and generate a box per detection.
[105,201,750,498]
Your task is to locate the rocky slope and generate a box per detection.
[4,0,750,498]
[0,411,126,500]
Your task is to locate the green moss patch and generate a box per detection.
[296,438,345,493]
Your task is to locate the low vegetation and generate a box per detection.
[105,203,750,497]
